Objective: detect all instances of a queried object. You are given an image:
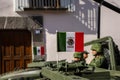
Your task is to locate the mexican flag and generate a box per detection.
[33,46,44,56]
[57,32,84,52]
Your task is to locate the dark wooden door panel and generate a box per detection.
[0,30,32,74]
[24,60,31,68]
[14,60,21,68]
[2,60,11,73]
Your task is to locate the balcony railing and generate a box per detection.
[15,0,73,11]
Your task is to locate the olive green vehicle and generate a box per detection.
[0,36,120,80]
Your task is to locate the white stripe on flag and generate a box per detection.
[37,47,41,55]
[66,32,75,52]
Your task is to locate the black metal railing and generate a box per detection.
[18,0,72,10]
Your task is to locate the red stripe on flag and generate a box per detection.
[41,46,44,55]
[75,32,84,52]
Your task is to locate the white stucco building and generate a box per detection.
[0,0,119,74]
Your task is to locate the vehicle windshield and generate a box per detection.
[84,37,120,70]
[84,41,110,69]
[113,43,120,66]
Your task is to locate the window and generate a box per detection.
[15,0,73,11]
[85,41,110,69]
[113,43,120,66]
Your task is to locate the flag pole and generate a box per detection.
[56,30,59,66]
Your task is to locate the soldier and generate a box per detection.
[58,52,86,72]
[73,52,86,66]
[73,52,84,62]
[89,43,108,69]
[81,51,89,64]
[82,51,89,60]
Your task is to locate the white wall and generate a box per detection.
[101,6,120,49]
[0,0,20,16]
[105,0,120,8]
[44,0,98,61]
[0,0,98,62]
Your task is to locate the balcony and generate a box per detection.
[14,0,73,11]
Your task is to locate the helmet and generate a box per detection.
[73,52,83,59]
[91,43,102,52]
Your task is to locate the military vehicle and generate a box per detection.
[0,36,120,80]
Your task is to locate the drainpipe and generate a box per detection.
[97,4,101,38]
[97,0,104,39]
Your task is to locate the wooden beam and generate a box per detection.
[94,0,120,13]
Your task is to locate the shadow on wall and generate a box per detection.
[44,0,98,34]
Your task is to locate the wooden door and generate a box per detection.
[0,30,32,74]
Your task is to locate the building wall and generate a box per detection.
[42,0,98,62]
[101,6,120,49]
[0,0,99,62]
[0,0,19,16]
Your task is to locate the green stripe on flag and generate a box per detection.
[33,47,37,55]
[57,32,66,51]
